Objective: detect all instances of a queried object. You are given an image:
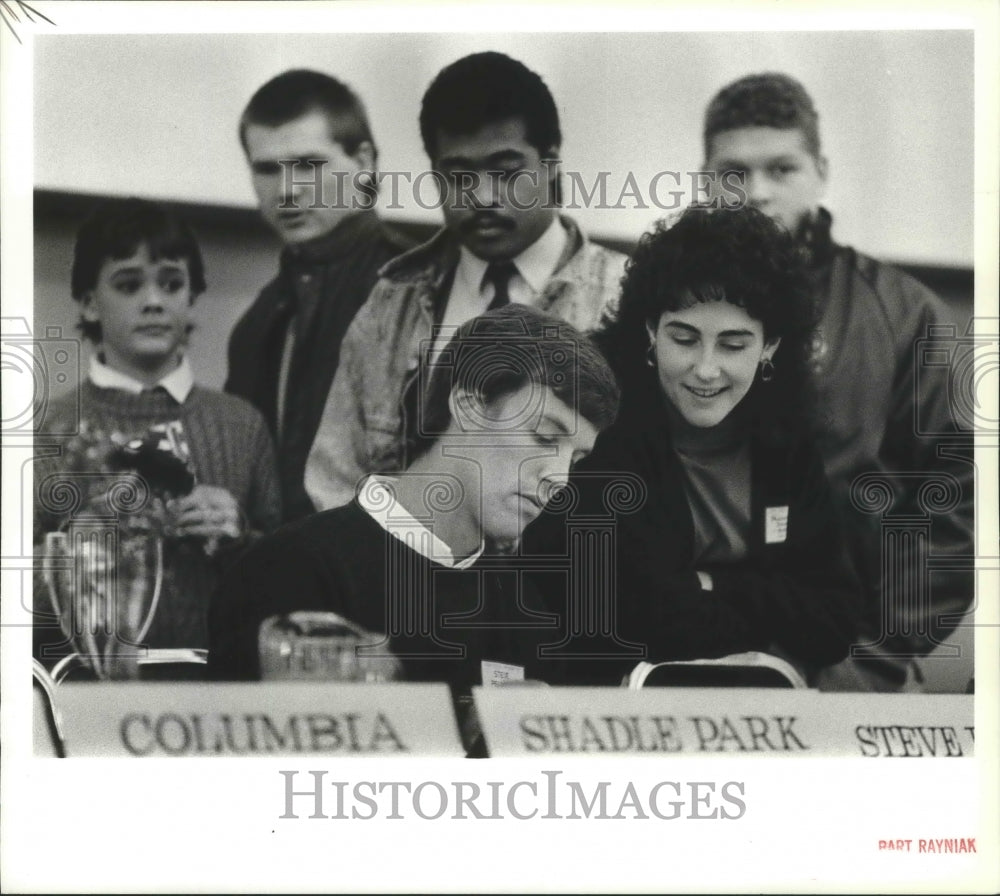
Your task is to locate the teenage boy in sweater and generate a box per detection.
[208,304,620,695]
[35,199,281,662]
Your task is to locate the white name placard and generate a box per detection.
[56,682,464,757]
[473,687,974,758]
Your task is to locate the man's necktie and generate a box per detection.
[483,260,518,311]
[140,385,172,399]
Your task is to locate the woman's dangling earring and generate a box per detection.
[760,357,775,382]
[646,341,656,367]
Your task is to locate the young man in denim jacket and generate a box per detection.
[305,52,625,513]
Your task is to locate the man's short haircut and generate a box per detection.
[239,68,376,163]
[703,72,821,159]
[420,305,619,442]
[71,198,207,342]
[419,52,562,160]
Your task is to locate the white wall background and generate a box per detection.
[34,29,974,266]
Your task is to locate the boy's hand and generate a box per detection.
[168,485,243,541]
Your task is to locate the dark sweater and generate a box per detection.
[209,502,564,690]
[225,211,413,522]
[521,380,862,685]
[34,381,281,653]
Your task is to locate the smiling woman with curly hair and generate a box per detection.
[524,204,861,686]
[606,202,821,447]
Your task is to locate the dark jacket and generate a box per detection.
[521,375,862,686]
[225,211,412,522]
[804,209,974,689]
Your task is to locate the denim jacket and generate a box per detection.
[305,215,627,511]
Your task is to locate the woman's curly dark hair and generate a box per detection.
[599,204,820,444]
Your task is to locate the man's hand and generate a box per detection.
[168,485,243,542]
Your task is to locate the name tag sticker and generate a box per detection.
[765,505,789,544]
[482,661,525,687]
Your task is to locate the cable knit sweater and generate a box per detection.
[34,381,281,655]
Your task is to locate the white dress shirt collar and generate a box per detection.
[453,214,567,301]
[88,354,194,403]
[507,214,566,294]
[357,475,484,569]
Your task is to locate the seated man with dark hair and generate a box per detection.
[209,305,620,696]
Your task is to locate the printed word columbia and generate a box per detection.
[120,712,405,756]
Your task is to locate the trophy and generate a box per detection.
[38,419,195,682]
[44,524,164,681]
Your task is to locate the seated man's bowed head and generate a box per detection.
[34,199,281,678]
[208,304,620,693]
[522,205,862,686]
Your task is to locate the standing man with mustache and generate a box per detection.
[227,70,413,522]
[304,52,627,512]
